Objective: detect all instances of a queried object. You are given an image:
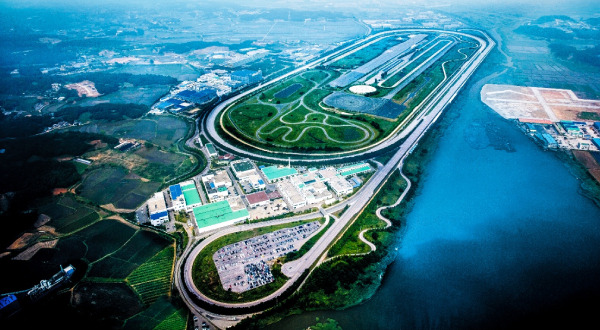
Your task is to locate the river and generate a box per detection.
[266,48,600,329]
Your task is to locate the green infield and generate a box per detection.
[216,31,481,155]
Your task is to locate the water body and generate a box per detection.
[268,58,600,329]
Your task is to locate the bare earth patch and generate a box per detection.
[12,239,58,261]
[482,84,600,122]
[573,150,600,184]
[65,80,101,98]
[101,203,136,214]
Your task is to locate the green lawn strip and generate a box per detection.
[327,170,407,258]
[153,308,188,330]
[191,218,320,303]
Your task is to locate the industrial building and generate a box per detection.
[231,160,256,180]
[205,143,218,158]
[174,88,218,105]
[277,180,307,209]
[202,171,233,202]
[327,176,354,196]
[337,162,372,177]
[148,192,169,226]
[245,191,270,208]
[169,184,186,211]
[261,165,298,183]
[179,180,203,211]
[290,173,334,205]
[192,200,249,233]
[231,70,263,85]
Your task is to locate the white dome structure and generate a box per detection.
[349,85,377,95]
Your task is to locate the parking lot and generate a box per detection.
[213,221,321,293]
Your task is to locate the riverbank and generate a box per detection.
[229,83,460,329]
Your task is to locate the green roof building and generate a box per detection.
[261,165,298,183]
[193,200,249,233]
[180,180,202,208]
[205,143,217,157]
[338,163,372,177]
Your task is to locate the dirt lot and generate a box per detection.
[482,84,600,121]
[573,150,600,183]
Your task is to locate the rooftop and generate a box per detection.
[232,160,254,173]
[246,191,269,205]
[206,143,217,155]
[262,165,298,181]
[169,184,183,200]
[181,183,202,206]
[193,200,249,230]
[339,164,371,177]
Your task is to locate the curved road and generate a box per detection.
[177,27,495,323]
[203,28,494,163]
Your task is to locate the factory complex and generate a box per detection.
[140,153,373,234]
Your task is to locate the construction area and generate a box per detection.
[482,84,600,152]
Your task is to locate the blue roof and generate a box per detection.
[0,295,17,309]
[594,122,600,129]
[232,70,258,77]
[150,210,169,220]
[258,179,264,185]
[169,185,183,200]
[541,133,557,145]
[592,138,600,148]
[209,182,215,189]
[259,165,265,169]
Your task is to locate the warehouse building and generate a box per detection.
[205,143,218,158]
[245,191,270,208]
[148,192,169,226]
[174,88,217,105]
[231,160,257,180]
[169,184,186,211]
[179,180,203,211]
[193,200,249,233]
[261,165,298,183]
[337,162,372,177]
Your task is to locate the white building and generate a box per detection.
[230,160,257,181]
[202,171,232,203]
[148,192,169,226]
[277,180,307,209]
[327,175,354,197]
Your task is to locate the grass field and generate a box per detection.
[328,170,407,258]
[123,296,187,330]
[223,68,380,151]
